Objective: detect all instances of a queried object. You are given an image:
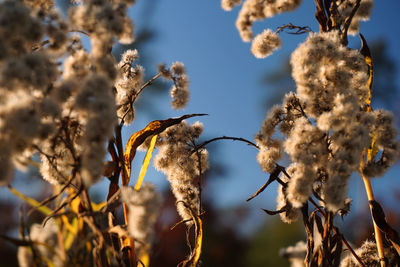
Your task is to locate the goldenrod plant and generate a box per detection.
[0,0,399,266]
[222,0,400,266]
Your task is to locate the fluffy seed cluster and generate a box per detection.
[222,0,301,58]
[280,241,307,267]
[75,74,117,185]
[255,30,399,215]
[159,62,190,109]
[69,0,135,48]
[115,49,144,124]
[0,0,141,186]
[276,174,301,224]
[154,121,208,223]
[251,29,282,59]
[291,31,369,117]
[221,0,242,11]
[69,0,136,81]
[0,0,63,184]
[339,240,397,267]
[121,183,162,255]
[18,220,62,267]
[233,0,302,42]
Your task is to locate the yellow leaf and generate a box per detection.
[123,114,206,186]
[193,216,203,266]
[134,134,158,191]
[42,256,57,267]
[61,215,76,234]
[139,252,150,267]
[64,217,79,250]
[367,135,379,162]
[8,185,52,216]
[360,34,373,111]
[91,201,106,212]
[70,196,81,214]
[359,34,378,165]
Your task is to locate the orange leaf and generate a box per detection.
[122,114,206,185]
[193,216,203,266]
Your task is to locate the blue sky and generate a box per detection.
[116,0,400,219]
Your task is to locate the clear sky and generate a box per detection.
[116,0,400,219]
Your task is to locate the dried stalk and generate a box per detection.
[361,175,386,267]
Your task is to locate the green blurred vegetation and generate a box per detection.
[245,217,304,267]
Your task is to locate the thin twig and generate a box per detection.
[132,72,162,103]
[42,186,83,227]
[192,136,259,154]
[70,29,90,36]
[276,23,312,34]
[27,175,76,217]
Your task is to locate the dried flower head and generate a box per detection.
[251,29,282,59]
[121,183,162,254]
[221,0,241,11]
[280,241,307,267]
[235,0,302,42]
[154,121,208,223]
[18,219,62,267]
[339,240,396,267]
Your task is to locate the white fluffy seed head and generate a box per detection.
[251,29,282,59]
[257,143,282,173]
[121,183,162,252]
[286,163,316,208]
[221,0,242,11]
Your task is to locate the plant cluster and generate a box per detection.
[0,0,399,266]
[222,0,400,266]
[0,0,209,266]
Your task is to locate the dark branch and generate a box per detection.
[192,136,259,154]
[276,23,312,34]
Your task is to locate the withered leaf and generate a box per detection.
[370,200,400,256]
[122,113,207,185]
[246,166,281,202]
[262,207,286,215]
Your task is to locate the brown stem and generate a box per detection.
[114,124,136,266]
[131,72,162,103]
[340,0,361,45]
[263,164,365,266]
[308,198,366,267]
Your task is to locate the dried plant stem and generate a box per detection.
[340,0,361,45]
[361,175,386,267]
[116,123,136,267]
[308,198,366,267]
[121,170,136,266]
[280,169,366,266]
[131,72,162,103]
